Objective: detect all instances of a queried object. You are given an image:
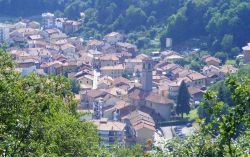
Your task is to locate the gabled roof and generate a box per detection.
[145,92,173,105]
[124,110,156,132]
[187,72,206,80]
[84,89,107,98]
[113,76,130,86]
[100,54,119,61]
[128,88,173,105]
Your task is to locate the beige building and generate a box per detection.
[93,118,126,146]
[187,72,207,88]
[28,21,41,29]
[203,55,221,67]
[128,88,174,121]
[61,43,77,59]
[100,64,124,78]
[124,58,142,74]
[145,92,173,120]
[100,54,119,67]
[77,74,94,90]
[87,39,104,51]
[122,110,155,145]
[80,89,108,108]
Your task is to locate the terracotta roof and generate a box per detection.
[161,64,179,71]
[100,54,119,61]
[88,39,104,46]
[128,88,145,100]
[129,87,173,105]
[187,72,206,80]
[124,110,156,132]
[115,100,130,110]
[172,67,185,75]
[100,64,124,70]
[85,89,107,98]
[113,76,130,86]
[61,43,75,50]
[145,92,173,105]
[136,54,149,60]
[204,56,221,64]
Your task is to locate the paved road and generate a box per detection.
[154,126,173,151]
[161,126,173,140]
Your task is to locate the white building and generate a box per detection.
[93,118,126,146]
[0,23,11,43]
[55,18,66,30]
[42,12,55,29]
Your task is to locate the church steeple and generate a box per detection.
[141,56,153,92]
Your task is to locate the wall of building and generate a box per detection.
[136,128,154,145]
[145,101,172,120]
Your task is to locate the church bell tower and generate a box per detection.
[141,57,153,92]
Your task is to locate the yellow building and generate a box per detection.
[100,64,124,78]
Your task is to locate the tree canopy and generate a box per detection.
[1,0,250,56]
[164,75,250,157]
[0,49,99,156]
[176,81,190,118]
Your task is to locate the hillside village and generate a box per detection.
[0,12,249,147]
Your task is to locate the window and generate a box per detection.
[148,63,151,69]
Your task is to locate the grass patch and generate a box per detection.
[185,108,199,121]
[159,109,199,127]
[226,59,236,65]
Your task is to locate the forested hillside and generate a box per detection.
[1,0,250,56]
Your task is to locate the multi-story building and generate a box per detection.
[100,64,124,78]
[0,23,11,43]
[93,118,126,146]
[42,12,55,29]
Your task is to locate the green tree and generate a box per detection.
[71,79,80,94]
[221,34,234,52]
[215,51,227,64]
[176,81,190,118]
[189,61,201,72]
[162,75,250,156]
[0,49,99,156]
[200,76,250,156]
[124,5,147,32]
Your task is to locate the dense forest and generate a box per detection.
[1,0,250,56]
[1,0,250,55]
